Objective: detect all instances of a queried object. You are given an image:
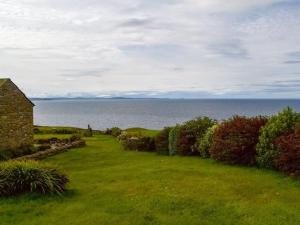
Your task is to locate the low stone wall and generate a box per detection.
[15,140,86,160]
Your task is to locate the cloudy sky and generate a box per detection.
[0,0,300,98]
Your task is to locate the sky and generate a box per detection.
[0,0,300,98]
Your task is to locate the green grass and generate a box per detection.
[34,134,73,140]
[125,127,160,137]
[1,134,300,225]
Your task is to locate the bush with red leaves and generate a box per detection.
[210,116,268,165]
[275,132,300,177]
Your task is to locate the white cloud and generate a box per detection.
[0,0,299,98]
[185,0,284,12]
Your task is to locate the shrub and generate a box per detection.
[210,116,268,165]
[155,127,172,155]
[274,130,300,177]
[33,127,42,134]
[35,137,58,145]
[0,160,69,196]
[198,124,218,158]
[256,107,300,168]
[35,135,82,145]
[177,117,216,156]
[168,125,180,156]
[0,145,36,161]
[105,127,122,137]
[69,134,82,142]
[120,133,155,152]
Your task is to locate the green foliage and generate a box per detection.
[0,145,37,161]
[198,124,218,158]
[154,127,172,155]
[69,134,82,142]
[34,126,80,135]
[0,160,68,196]
[168,125,180,156]
[1,134,300,224]
[105,127,122,137]
[34,134,82,144]
[256,107,300,168]
[177,117,217,155]
[4,134,300,224]
[119,132,155,152]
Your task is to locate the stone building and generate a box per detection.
[0,78,34,152]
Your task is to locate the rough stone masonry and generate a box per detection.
[0,78,34,152]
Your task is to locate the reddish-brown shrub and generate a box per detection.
[275,132,300,177]
[210,116,268,165]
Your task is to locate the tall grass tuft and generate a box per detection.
[0,160,69,196]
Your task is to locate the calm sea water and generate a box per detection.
[33,99,300,130]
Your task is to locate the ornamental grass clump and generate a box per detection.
[210,116,268,166]
[256,107,300,168]
[0,160,69,196]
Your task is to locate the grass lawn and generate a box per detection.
[1,134,300,225]
[125,127,160,137]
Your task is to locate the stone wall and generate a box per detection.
[0,80,34,152]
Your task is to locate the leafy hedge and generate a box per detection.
[210,116,267,165]
[0,160,69,196]
[198,124,218,158]
[155,127,171,155]
[274,128,300,177]
[256,107,300,168]
[0,145,36,161]
[177,117,216,156]
[119,132,155,152]
[105,127,122,137]
[168,125,180,156]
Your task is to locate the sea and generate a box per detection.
[33,99,300,130]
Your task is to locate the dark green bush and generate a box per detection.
[105,127,122,137]
[177,117,216,156]
[53,129,77,134]
[0,145,36,161]
[168,125,180,156]
[198,124,218,158]
[35,138,59,145]
[210,116,268,166]
[0,160,69,196]
[256,107,300,168]
[155,127,172,155]
[33,126,80,135]
[69,134,82,142]
[120,133,155,152]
